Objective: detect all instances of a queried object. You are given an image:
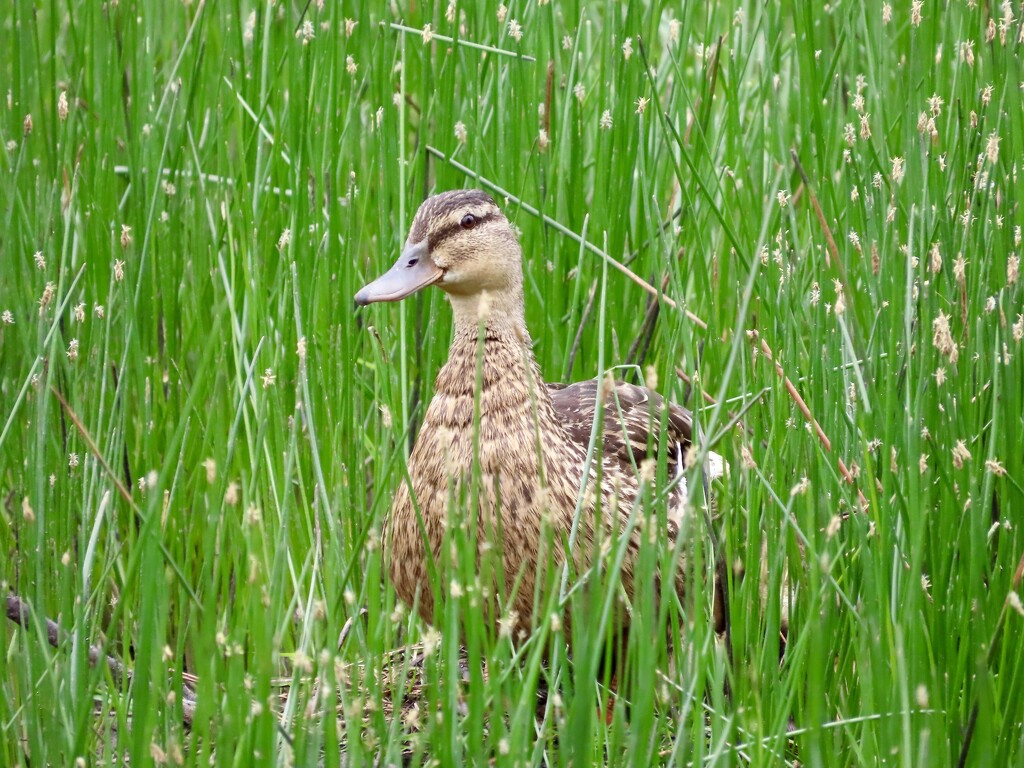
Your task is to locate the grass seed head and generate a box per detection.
[38,281,56,314]
[891,156,905,184]
[952,440,972,469]
[985,459,1007,476]
[421,627,442,656]
[986,132,1001,164]
[953,253,966,285]
[961,40,975,67]
[668,19,681,43]
[791,476,810,496]
[911,1,924,26]
[860,113,872,139]
[296,20,315,44]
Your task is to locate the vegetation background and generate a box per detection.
[2,0,1022,765]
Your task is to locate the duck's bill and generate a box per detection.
[354,240,443,306]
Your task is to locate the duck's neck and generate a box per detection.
[447,287,529,342]
[436,288,545,401]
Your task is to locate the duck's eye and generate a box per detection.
[460,214,477,230]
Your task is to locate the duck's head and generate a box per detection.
[355,189,522,306]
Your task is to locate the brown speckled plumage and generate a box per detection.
[358,190,725,639]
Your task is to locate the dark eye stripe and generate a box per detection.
[428,210,498,252]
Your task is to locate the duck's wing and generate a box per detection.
[547,379,723,481]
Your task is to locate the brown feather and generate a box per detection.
[548,379,697,485]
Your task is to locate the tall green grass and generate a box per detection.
[2,0,1022,765]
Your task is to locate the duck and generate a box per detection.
[356,189,726,641]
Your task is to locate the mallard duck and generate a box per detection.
[356,189,725,639]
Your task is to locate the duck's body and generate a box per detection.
[388,320,573,632]
[357,190,724,638]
